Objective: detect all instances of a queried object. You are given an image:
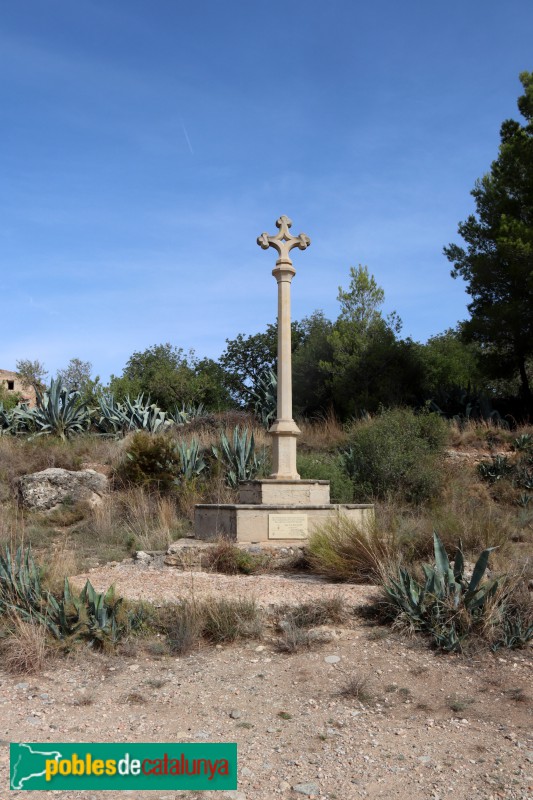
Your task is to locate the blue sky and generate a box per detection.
[1,0,532,382]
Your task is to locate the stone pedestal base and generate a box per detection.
[238,479,330,506]
[194,503,374,544]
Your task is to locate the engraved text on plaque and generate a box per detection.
[268,514,308,540]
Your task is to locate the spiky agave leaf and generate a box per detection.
[31,378,90,440]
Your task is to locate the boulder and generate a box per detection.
[18,468,109,512]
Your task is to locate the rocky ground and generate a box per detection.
[0,566,531,800]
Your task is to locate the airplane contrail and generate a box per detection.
[181,118,194,155]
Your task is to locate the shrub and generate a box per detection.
[307,515,395,582]
[297,453,354,502]
[343,408,447,503]
[116,432,181,493]
[207,540,264,575]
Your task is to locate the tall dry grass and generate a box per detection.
[307,515,398,582]
[86,487,188,554]
[0,615,51,674]
[447,419,533,451]
[299,412,348,451]
[375,459,521,562]
[0,504,26,550]
[41,538,80,591]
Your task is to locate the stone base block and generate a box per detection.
[194,503,374,544]
[238,479,330,506]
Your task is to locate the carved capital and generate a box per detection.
[257,215,311,262]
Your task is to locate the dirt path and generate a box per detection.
[1,566,531,800]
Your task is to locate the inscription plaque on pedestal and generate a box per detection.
[268,513,308,540]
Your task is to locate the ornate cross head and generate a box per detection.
[257,215,311,262]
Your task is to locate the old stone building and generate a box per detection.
[0,369,37,407]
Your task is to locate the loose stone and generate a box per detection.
[292,782,319,796]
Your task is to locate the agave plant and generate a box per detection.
[512,434,533,452]
[169,403,207,426]
[212,426,264,488]
[121,395,171,434]
[249,369,277,428]
[174,438,206,481]
[22,378,91,440]
[382,533,501,651]
[496,608,533,650]
[0,545,44,614]
[0,545,137,648]
[515,465,533,491]
[0,402,14,434]
[95,393,171,436]
[478,454,514,483]
[94,393,130,435]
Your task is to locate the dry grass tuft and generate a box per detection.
[375,461,518,563]
[84,487,188,560]
[201,596,262,643]
[71,692,94,706]
[338,673,374,703]
[207,540,270,575]
[0,616,51,674]
[276,622,312,653]
[503,687,529,703]
[0,505,25,550]
[0,435,118,491]
[156,596,263,653]
[278,596,349,628]
[447,420,515,451]
[121,488,184,551]
[158,600,203,656]
[307,515,397,583]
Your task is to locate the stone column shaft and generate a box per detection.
[257,216,310,481]
[276,260,294,421]
[269,259,301,479]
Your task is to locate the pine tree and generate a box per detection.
[444,72,533,413]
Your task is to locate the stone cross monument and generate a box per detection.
[193,215,373,544]
[257,215,310,480]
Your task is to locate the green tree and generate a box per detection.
[336,265,385,328]
[220,321,306,407]
[417,328,482,395]
[321,266,422,417]
[444,72,533,414]
[110,344,231,411]
[292,311,334,415]
[57,358,93,393]
[15,359,48,391]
